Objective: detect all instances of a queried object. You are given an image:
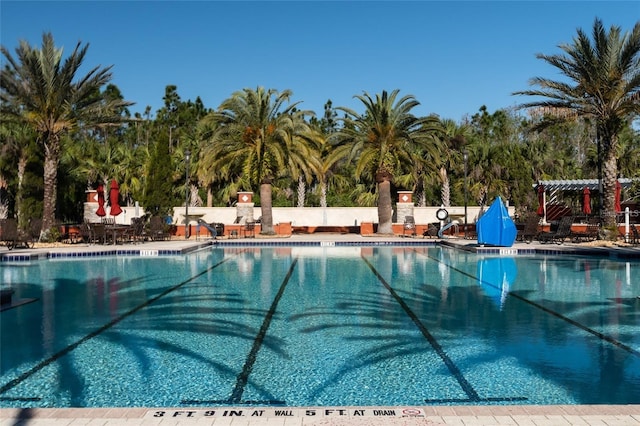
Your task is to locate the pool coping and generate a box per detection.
[1,404,639,425]
[2,234,639,262]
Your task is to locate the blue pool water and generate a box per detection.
[1,245,639,408]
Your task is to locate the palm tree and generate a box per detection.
[0,122,37,224]
[437,119,470,207]
[0,33,131,236]
[199,87,317,234]
[514,18,640,227]
[332,90,443,234]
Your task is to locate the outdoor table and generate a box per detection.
[107,224,131,244]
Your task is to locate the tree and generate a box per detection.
[200,87,317,234]
[435,119,469,207]
[0,32,131,236]
[143,133,176,217]
[514,18,640,227]
[332,90,443,234]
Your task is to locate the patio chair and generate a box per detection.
[149,216,170,241]
[101,217,115,226]
[538,215,574,245]
[423,223,439,238]
[243,220,256,238]
[123,217,146,243]
[79,221,94,244]
[91,222,108,244]
[518,213,541,243]
[630,225,639,246]
[402,216,416,237]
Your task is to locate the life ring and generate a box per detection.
[436,208,449,221]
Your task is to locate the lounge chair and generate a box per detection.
[0,218,33,250]
[423,223,439,238]
[518,213,541,243]
[403,216,416,237]
[538,215,574,245]
[571,220,600,243]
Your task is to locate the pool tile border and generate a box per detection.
[2,237,639,262]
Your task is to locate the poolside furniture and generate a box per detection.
[517,213,541,243]
[538,215,574,244]
[108,223,131,244]
[243,220,256,238]
[423,223,439,238]
[0,218,33,249]
[91,222,108,244]
[630,225,639,246]
[149,216,170,241]
[571,220,600,243]
[79,221,94,244]
[403,216,416,237]
[126,217,147,243]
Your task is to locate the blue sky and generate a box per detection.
[2,1,638,122]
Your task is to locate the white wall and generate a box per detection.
[172,205,514,227]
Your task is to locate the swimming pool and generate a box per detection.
[1,245,639,408]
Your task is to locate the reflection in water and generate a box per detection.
[477,257,517,310]
[1,247,638,407]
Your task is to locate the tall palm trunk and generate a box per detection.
[297,176,305,207]
[601,127,619,228]
[16,153,27,226]
[42,135,61,237]
[439,166,450,207]
[320,180,328,208]
[260,182,275,234]
[377,179,393,234]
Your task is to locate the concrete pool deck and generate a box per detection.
[1,232,640,260]
[1,404,640,425]
[1,234,639,425]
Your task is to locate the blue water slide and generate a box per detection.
[437,221,458,238]
[197,219,217,238]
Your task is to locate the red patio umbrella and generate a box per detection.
[109,179,122,216]
[615,180,622,213]
[96,183,106,217]
[536,185,545,216]
[582,187,591,215]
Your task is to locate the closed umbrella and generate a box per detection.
[536,185,545,216]
[96,183,106,217]
[582,187,591,215]
[615,180,622,213]
[109,179,122,216]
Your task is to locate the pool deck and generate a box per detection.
[1,233,639,425]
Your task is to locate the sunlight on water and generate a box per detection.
[1,246,639,407]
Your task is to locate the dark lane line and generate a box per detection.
[0,254,237,395]
[424,249,640,358]
[360,255,481,402]
[228,258,299,404]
